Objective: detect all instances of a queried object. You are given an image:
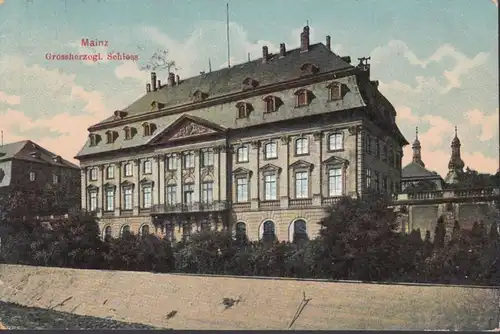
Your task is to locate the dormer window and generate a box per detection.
[294,89,312,107]
[263,96,281,113]
[142,122,156,137]
[327,82,342,100]
[150,100,165,112]
[300,63,319,75]
[192,90,207,102]
[89,133,99,147]
[29,151,40,159]
[113,110,127,119]
[53,155,62,163]
[236,102,253,119]
[242,77,259,90]
[123,126,135,140]
[105,130,117,144]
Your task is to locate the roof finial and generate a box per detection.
[454,126,458,137]
[415,126,419,140]
[306,20,309,26]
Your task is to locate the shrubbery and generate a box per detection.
[0,195,498,286]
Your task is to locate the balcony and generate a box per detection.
[289,198,312,208]
[323,197,342,205]
[393,187,500,203]
[151,200,230,214]
[260,200,280,209]
[233,202,251,210]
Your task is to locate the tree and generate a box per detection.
[140,49,178,74]
[434,216,446,250]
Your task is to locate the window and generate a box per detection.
[89,134,98,147]
[264,142,277,159]
[201,182,213,204]
[106,166,114,179]
[105,188,115,212]
[89,168,98,181]
[366,169,372,188]
[103,226,112,241]
[296,90,308,107]
[328,168,342,197]
[382,175,388,192]
[293,220,308,242]
[366,135,372,153]
[395,154,401,169]
[166,155,177,170]
[29,172,36,181]
[166,185,177,205]
[295,171,309,198]
[201,150,214,167]
[52,174,59,184]
[182,224,191,241]
[328,83,341,100]
[142,185,152,209]
[120,225,131,238]
[237,146,249,163]
[295,138,309,155]
[123,187,133,210]
[383,145,388,162]
[236,178,248,202]
[89,191,98,211]
[264,173,277,200]
[140,225,150,236]
[328,133,343,151]
[237,103,248,118]
[183,184,194,204]
[106,131,114,144]
[235,222,247,241]
[375,139,380,158]
[183,152,194,169]
[374,172,380,191]
[143,123,153,136]
[124,163,133,177]
[265,97,276,113]
[143,160,152,174]
[262,221,276,242]
[124,127,132,140]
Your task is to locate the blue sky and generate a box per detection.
[0,0,498,176]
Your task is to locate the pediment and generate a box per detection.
[149,115,226,144]
[289,160,314,170]
[121,180,134,187]
[103,182,116,189]
[233,167,252,176]
[323,156,349,167]
[259,163,281,173]
[140,177,154,185]
[87,184,99,191]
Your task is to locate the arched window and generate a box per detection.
[120,225,131,238]
[140,224,150,236]
[328,133,343,151]
[235,222,247,241]
[262,220,276,242]
[264,142,277,159]
[295,138,309,155]
[103,226,112,241]
[292,219,308,243]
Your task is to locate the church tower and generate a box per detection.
[444,126,465,184]
[412,127,425,167]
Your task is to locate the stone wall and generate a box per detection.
[0,265,497,330]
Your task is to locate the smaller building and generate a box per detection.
[0,140,81,216]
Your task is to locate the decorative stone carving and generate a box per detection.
[200,166,215,179]
[250,140,260,149]
[280,135,290,145]
[348,125,361,136]
[171,122,214,140]
[182,168,194,181]
[193,148,201,156]
[313,131,322,141]
[153,154,164,162]
[133,159,140,166]
[166,170,176,181]
[213,146,221,154]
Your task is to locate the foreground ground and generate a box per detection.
[0,301,161,330]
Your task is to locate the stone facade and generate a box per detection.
[76,27,408,242]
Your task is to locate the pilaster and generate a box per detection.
[311,131,322,196]
[114,162,122,216]
[98,165,104,216]
[250,140,260,210]
[213,147,221,202]
[158,155,165,205]
[152,155,161,206]
[219,145,228,202]
[133,159,140,215]
[80,168,87,210]
[176,153,182,203]
[193,149,200,202]
[280,135,290,209]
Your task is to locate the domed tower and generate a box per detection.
[412,127,425,167]
[444,126,465,184]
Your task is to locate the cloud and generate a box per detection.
[396,106,419,123]
[465,108,499,141]
[492,0,498,7]
[0,91,20,105]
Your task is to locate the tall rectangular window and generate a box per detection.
[237,146,249,162]
[124,163,133,177]
[183,153,194,168]
[143,160,152,174]
[89,191,97,211]
[264,142,277,159]
[366,168,372,189]
[264,173,277,200]
[106,166,114,179]
[105,188,114,212]
[328,133,343,151]
[166,156,177,170]
[295,171,308,198]
[52,174,59,184]
[295,138,309,155]
[166,185,177,205]
[328,168,342,197]
[90,168,98,181]
[201,150,214,167]
[236,178,248,202]
[183,184,194,204]
[123,187,133,210]
[201,182,213,203]
[142,186,152,208]
[374,172,380,191]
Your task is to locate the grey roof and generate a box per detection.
[0,140,79,169]
[402,161,442,180]
[96,43,353,125]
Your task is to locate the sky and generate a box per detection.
[0,0,498,177]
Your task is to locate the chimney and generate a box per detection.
[262,46,269,63]
[176,75,180,85]
[279,43,286,57]
[300,26,310,52]
[326,35,331,51]
[146,83,151,93]
[151,72,157,91]
[168,72,175,86]
[157,80,161,89]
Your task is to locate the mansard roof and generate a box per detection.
[0,140,78,169]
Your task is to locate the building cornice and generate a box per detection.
[88,67,357,132]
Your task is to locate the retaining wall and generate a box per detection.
[0,264,498,330]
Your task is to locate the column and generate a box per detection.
[98,165,104,216]
[219,145,227,204]
[280,136,289,209]
[312,132,322,206]
[114,162,122,216]
[80,168,87,210]
[213,147,221,202]
[133,159,140,215]
[193,149,200,203]
[250,141,260,210]
[158,155,165,205]
[152,155,160,206]
[176,153,183,204]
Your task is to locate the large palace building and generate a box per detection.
[75,26,408,242]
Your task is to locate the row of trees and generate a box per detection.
[1,195,498,285]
